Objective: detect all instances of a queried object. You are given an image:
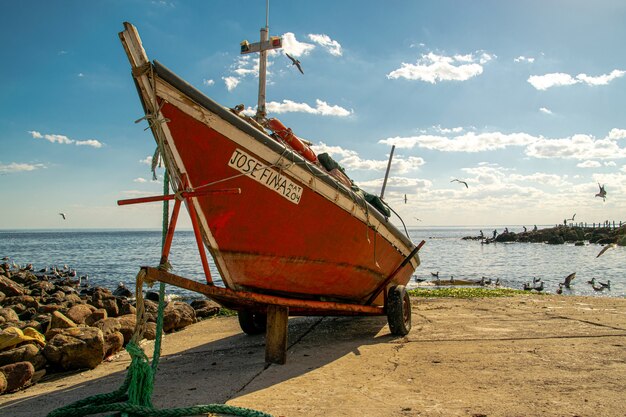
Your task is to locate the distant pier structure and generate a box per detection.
[559,220,623,230]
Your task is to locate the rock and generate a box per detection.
[44,327,104,370]
[117,314,137,345]
[0,276,25,297]
[38,304,63,314]
[162,302,196,333]
[574,241,585,246]
[0,344,47,370]
[92,318,121,337]
[145,291,161,302]
[190,299,221,318]
[103,331,124,357]
[0,291,5,304]
[0,372,6,394]
[63,293,83,306]
[143,321,157,341]
[30,281,55,293]
[66,304,95,325]
[18,307,37,321]
[48,311,77,331]
[0,308,19,323]
[85,309,108,326]
[112,283,133,298]
[3,295,39,310]
[0,361,35,393]
[117,299,136,316]
[91,298,119,318]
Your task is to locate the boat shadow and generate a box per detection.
[0,315,390,415]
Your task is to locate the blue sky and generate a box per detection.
[1,0,625,229]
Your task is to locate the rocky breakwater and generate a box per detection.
[0,262,222,395]
[464,225,626,246]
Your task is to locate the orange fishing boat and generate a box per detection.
[118,21,423,362]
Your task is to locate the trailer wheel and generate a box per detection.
[238,310,267,335]
[387,285,411,336]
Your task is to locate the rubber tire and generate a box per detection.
[387,285,412,336]
[238,310,267,335]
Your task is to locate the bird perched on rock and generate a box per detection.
[285,53,304,74]
[596,243,616,258]
[595,183,607,201]
[599,280,611,289]
[587,277,596,285]
[592,281,605,291]
[431,271,439,278]
[451,179,468,188]
[562,272,576,289]
[113,282,133,298]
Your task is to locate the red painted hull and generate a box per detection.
[136,63,419,306]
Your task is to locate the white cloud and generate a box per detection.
[604,161,616,167]
[203,78,215,86]
[539,107,553,115]
[356,176,432,194]
[514,56,535,63]
[528,69,625,90]
[75,139,103,148]
[28,130,103,147]
[222,76,240,91]
[139,156,152,165]
[432,125,464,134]
[380,128,626,161]
[307,34,342,56]
[261,99,352,117]
[78,73,84,77]
[387,51,494,84]
[281,32,315,57]
[0,162,46,173]
[133,177,148,183]
[380,131,536,152]
[311,142,424,174]
[577,160,602,168]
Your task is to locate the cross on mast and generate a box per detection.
[240,0,283,121]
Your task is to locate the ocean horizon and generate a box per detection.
[1,227,623,300]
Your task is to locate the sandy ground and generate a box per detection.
[1,295,625,417]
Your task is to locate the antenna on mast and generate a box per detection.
[239,0,282,122]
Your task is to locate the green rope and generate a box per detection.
[48,168,273,417]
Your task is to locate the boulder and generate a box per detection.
[0,291,5,304]
[103,331,125,357]
[0,308,19,324]
[92,298,119,318]
[66,304,95,325]
[3,295,39,310]
[162,302,196,333]
[0,327,45,352]
[117,314,137,345]
[44,327,104,370]
[117,299,136,316]
[0,344,47,370]
[0,361,35,393]
[190,299,221,318]
[145,291,161,302]
[48,311,77,331]
[63,293,83,306]
[143,322,157,341]
[0,276,25,297]
[0,372,6,394]
[92,318,121,337]
[38,304,63,314]
[30,281,55,293]
[85,309,108,326]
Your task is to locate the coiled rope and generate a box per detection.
[47,170,272,417]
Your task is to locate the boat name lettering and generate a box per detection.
[228,149,302,204]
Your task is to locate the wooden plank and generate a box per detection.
[265,305,289,365]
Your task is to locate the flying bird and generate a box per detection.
[285,53,304,74]
[451,179,468,188]
[596,243,616,258]
[404,194,407,204]
[414,217,422,222]
[595,183,606,201]
[562,272,576,289]
[59,213,66,220]
[567,213,576,222]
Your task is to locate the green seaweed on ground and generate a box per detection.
[217,307,238,316]
[408,287,532,298]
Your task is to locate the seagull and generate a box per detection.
[59,212,66,220]
[285,53,304,74]
[587,277,596,285]
[562,272,576,289]
[404,194,407,204]
[596,243,616,258]
[599,280,611,289]
[567,213,576,222]
[592,281,605,291]
[595,183,606,201]
[414,217,422,222]
[451,179,468,188]
[556,283,563,294]
[431,271,439,278]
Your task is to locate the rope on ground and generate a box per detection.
[46,168,273,417]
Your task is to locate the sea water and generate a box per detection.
[0,227,623,300]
